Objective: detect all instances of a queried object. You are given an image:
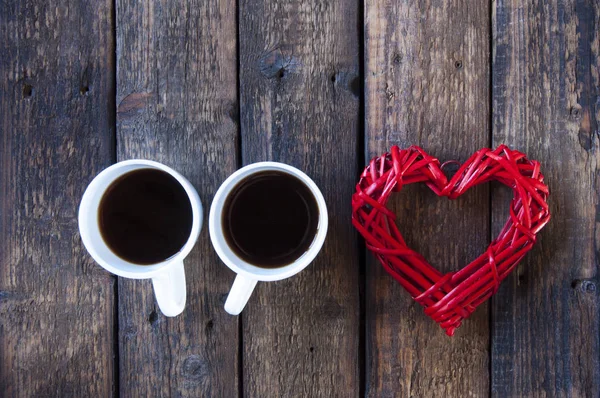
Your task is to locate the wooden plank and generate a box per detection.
[364,0,491,396]
[491,0,600,396]
[0,1,116,396]
[115,0,239,396]
[238,0,361,395]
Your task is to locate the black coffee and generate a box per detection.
[98,168,193,265]
[222,171,319,268]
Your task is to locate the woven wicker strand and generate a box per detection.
[352,145,550,336]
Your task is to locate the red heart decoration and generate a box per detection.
[352,146,550,336]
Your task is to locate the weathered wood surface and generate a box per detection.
[0,0,116,396]
[2,0,600,396]
[238,0,361,395]
[364,0,491,396]
[115,0,239,396]
[491,0,600,396]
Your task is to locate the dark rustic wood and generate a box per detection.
[3,0,600,395]
[0,0,116,396]
[364,0,491,396]
[238,0,361,395]
[115,0,239,396]
[491,0,600,396]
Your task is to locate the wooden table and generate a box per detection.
[1,0,598,396]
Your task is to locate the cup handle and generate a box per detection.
[151,261,186,317]
[224,274,258,315]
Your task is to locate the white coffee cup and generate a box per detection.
[78,160,202,317]
[209,162,328,315]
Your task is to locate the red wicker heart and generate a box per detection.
[352,146,550,336]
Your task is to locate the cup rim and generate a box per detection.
[78,159,203,279]
[208,162,328,282]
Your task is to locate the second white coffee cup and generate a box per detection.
[209,162,328,315]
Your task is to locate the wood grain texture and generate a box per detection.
[364,0,491,396]
[0,1,116,396]
[115,0,239,396]
[238,0,361,395]
[491,0,600,396]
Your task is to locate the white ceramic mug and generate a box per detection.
[78,160,202,317]
[209,162,328,315]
